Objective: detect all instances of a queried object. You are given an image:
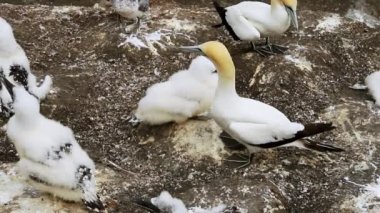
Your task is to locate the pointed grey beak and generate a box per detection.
[285,6,298,31]
[178,45,203,53]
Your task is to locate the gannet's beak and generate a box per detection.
[285,6,298,31]
[178,45,203,53]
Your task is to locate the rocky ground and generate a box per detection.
[0,0,379,212]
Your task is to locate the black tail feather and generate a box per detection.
[84,196,105,212]
[132,199,161,213]
[212,0,240,40]
[303,139,344,152]
[255,122,340,151]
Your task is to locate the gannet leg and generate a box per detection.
[251,42,273,57]
[236,154,253,169]
[259,37,288,54]
[223,152,253,169]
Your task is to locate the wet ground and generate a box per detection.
[0,0,379,212]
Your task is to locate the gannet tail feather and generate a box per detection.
[132,199,161,212]
[212,0,240,40]
[303,139,345,152]
[255,123,339,150]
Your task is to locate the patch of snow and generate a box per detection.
[0,170,24,205]
[346,9,380,29]
[315,14,342,33]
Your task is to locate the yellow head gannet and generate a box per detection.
[180,41,344,168]
[213,0,298,56]
[0,17,52,117]
[135,56,217,125]
[6,86,105,211]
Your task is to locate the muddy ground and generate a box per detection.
[0,0,379,212]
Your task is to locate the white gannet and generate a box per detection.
[180,41,344,168]
[0,17,52,116]
[133,191,227,213]
[135,56,217,125]
[212,0,298,56]
[365,71,380,106]
[108,0,149,31]
[6,86,105,211]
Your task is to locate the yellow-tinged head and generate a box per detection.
[281,0,297,11]
[180,41,235,81]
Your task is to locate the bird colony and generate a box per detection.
[0,0,379,212]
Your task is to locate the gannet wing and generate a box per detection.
[225,7,261,40]
[229,121,303,146]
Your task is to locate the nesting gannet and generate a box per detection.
[180,41,344,168]
[0,17,52,116]
[135,56,217,125]
[6,86,104,211]
[212,0,298,56]
[134,191,227,213]
[365,71,380,106]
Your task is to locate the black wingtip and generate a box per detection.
[84,196,105,212]
[212,23,224,28]
[132,199,161,213]
[297,122,336,138]
[212,0,240,41]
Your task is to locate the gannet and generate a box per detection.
[6,86,105,211]
[180,41,344,168]
[108,0,149,31]
[365,71,380,106]
[212,0,298,56]
[133,191,227,213]
[0,17,52,116]
[135,56,217,125]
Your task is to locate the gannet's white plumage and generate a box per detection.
[111,0,149,20]
[0,17,52,116]
[180,41,343,167]
[365,71,380,106]
[6,87,104,211]
[213,0,298,41]
[136,56,217,125]
[134,191,227,213]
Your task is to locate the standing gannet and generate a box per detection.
[108,0,149,31]
[212,0,298,56]
[180,41,343,168]
[135,56,217,125]
[6,86,105,211]
[0,17,52,116]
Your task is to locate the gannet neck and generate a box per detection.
[215,75,237,98]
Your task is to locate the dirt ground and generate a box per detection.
[0,0,379,212]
